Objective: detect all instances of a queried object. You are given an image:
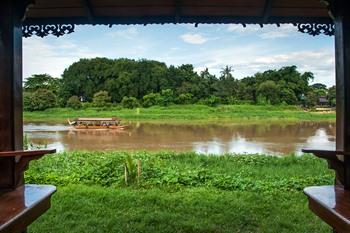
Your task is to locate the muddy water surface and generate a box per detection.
[24,121,336,155]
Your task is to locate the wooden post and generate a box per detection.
[0,0,27,189]
[334,2,350,188]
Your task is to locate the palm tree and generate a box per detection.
[220,65,234,80]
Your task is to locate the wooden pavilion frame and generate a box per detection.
[0,0,349,232]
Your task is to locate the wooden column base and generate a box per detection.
[0,184,56,233]
[304,185,350,233]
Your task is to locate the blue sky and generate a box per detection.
[23,23,335,86]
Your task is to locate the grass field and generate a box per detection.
[26,151,333,233]
[24,104,335,124]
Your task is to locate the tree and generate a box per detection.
[328,85,336,106]
[220,66,234,80]
[142,93,161,107]
[214,66,238,100]
[24,74,61,94]
[25,89,57,111]
[60,58,169,103]
[121,96,139,109]
[280,88,298,105]
[305,90,318,107]
[55,57,321,107]
[23,92,33,111]
[60,58,115,102]
[93,91,111,107]
[257,80,280,105]
[66,96,82,109]
[311,83,327,90]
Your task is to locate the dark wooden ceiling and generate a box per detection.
[24,0,332,25]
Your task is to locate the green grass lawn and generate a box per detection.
[26,151,333,232]
[24,104,335,124]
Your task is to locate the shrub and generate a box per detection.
[226,96,238,105]
[201,95,221,107]
[23,92,32,111]
[177,93,193,105]
[257,81,280,105]
[121,96,139,109]
[280,88,298,105]
[142,93,161,107]
[25,89,57,111]
[305,91,318,108]
[93,91,111,107]
[160,89,175,106]
[66,96,82,109]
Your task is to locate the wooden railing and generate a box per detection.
[303,149,350,233]
[0,149,56,233]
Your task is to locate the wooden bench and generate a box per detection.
[304,185,350,233]
[0,185,56,233]
[0,150,56,233]
[303,149,350,233]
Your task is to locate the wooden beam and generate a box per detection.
[0,0,24,189]
[334,1,350,189]
[262,0,273,23]
[174,0,181,23]
[82,0,94,24]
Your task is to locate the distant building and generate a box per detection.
[318,96,329,106]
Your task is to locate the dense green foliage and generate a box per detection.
[27,151,332,233]
[121,96,140,109]
[23,58,336,110]
[92,90,111,107]
[24,104,335,123]
[66,96,82,109]
[24,74,60,94]
[142,92,162,107]
[26,151,333,192]
[24,89,57,111]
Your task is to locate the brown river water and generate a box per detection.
[24,121,336,155]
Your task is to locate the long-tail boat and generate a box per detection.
[67,117,127,130]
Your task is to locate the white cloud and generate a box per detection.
[227,24,297,39]
[158,43,335,86]
[180,33,208,44]
[259,25,297,39]
[248,50,335,85]
[106,27,138,40]
[23,37,100,79]
[227,24,261,33]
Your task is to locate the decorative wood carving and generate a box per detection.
[21,22,335,38]
[295,23,335,36]
[22,24,75,38]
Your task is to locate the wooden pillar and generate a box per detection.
[0,0,26,189]
[334,5,350,189]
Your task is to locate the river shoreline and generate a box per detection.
[24,104,336,124]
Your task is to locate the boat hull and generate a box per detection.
[72,125,126,130]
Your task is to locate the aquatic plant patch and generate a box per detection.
[25,151,333,194]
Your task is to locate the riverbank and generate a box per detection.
[24,104,335,124]
[27,151,332,232]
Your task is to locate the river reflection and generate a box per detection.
[24,122,336,155]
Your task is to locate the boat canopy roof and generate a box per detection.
[74,117,121,122]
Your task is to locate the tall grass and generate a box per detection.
[26,151,332,233]
[24,104,335,124]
